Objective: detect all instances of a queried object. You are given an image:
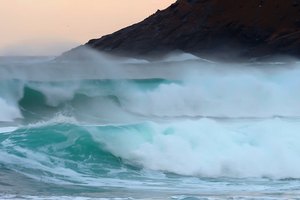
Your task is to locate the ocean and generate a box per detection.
[1,52,300,200]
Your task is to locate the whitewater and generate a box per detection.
[1,50,300,199]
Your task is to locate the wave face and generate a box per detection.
[3,120,300,179]
[2,54,300,199]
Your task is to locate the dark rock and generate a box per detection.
[65,0,300,61]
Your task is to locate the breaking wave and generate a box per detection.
[2,52,300,199]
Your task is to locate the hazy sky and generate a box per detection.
[0,0,174,56]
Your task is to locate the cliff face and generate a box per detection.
[77,0,300,60]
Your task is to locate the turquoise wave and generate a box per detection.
[3,117,300,183]
[2,114,300,199]
[0,78,180,123]
[0,123,133,174]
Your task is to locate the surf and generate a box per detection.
[2,52,300,199]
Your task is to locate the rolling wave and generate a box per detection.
[2,118,300,182]
[2,54,300,199]
[2,68,300,124]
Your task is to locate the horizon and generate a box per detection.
[0,0,174,56]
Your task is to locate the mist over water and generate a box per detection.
[2,49,300,121]
[1,48,300,199]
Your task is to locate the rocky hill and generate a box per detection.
[66,0,300,60]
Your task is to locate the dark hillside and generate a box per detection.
[65,0,300,60]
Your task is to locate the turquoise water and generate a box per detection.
[2,121,300,200]
[2,56,300,199]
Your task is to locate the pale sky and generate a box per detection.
[0,0,174,56]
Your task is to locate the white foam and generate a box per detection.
[27,114,78,128]
[0,195,135,200]
[0,98,22,122]
[163,53,202,62]
[122,58,149,64]
[122,65,300,118]
[0,126,18,133]
[27,82,80,107]
[89,118,300,179]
